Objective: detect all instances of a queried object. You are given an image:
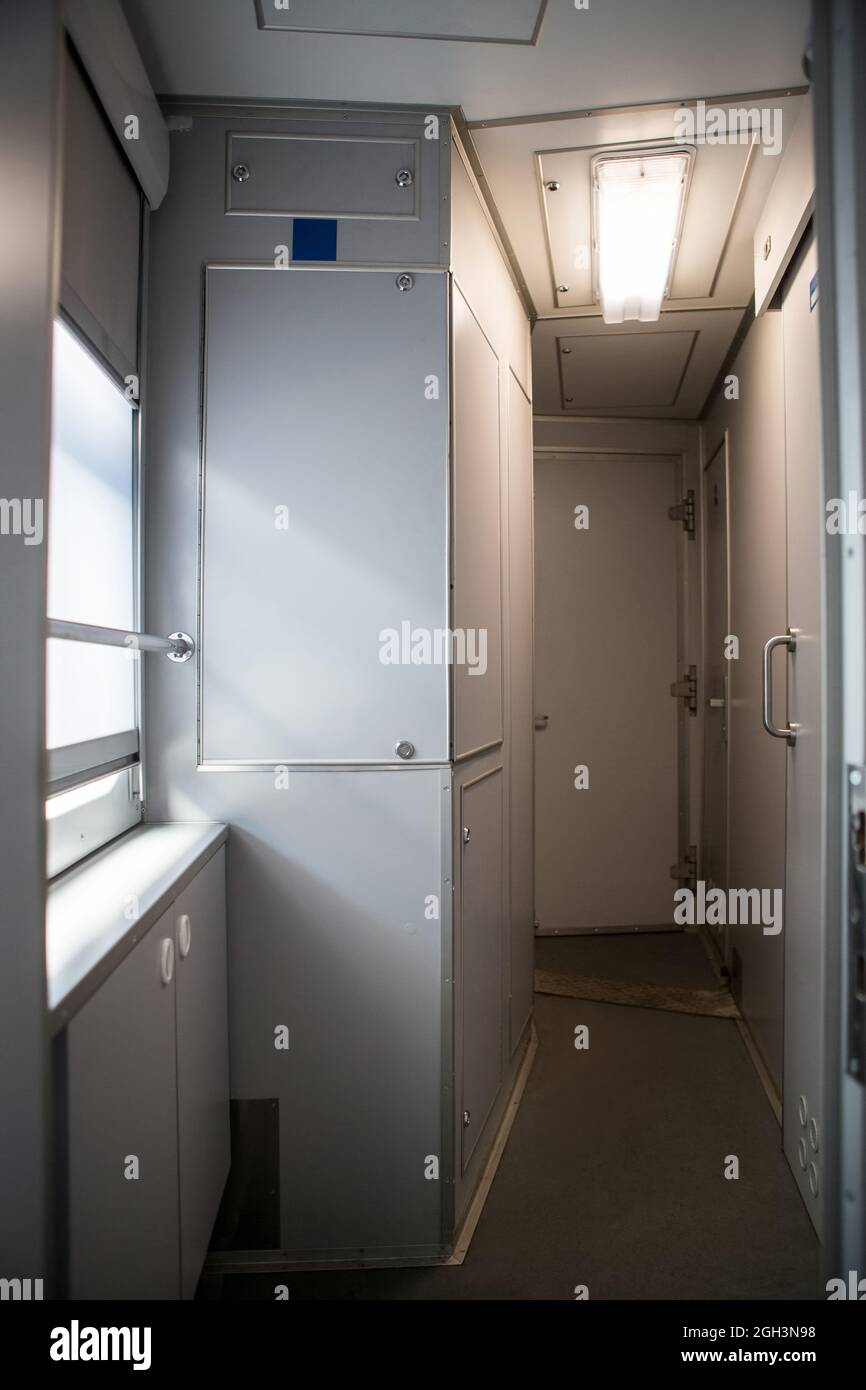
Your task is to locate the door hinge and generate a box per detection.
[670,664,698,716]
[668,489,695,538]
[847,767,866,1084]
[670,845,697,889]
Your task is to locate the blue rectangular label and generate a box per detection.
[292,218,338,262]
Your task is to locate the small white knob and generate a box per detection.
[159,936,175,986]
[177,914,192,959]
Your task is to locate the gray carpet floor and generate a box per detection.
[206,932,822,1301]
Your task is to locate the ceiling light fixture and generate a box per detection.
[591,147,694,325]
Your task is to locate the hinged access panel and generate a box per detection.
[199,263,450,767]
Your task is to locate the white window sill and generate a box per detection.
[47,821,227,1028]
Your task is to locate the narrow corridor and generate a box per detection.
[208,934,820,1301]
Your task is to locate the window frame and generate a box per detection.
[45,308,145,875]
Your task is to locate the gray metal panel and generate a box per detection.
[460,766,504,1171]
[174,848,231,1296]
[200,265,449,766]
[452,283,503,760]
[67,914,179,1298]
[0,0,59,1289]
[227,132,419,219]
[703,311,787,1089]
[218,770,446,1253]
[782,229,825,1236]
[506,373,535,1051]
[61,47,141,377]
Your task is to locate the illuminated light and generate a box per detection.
[592,149,693,325]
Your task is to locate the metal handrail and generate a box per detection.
[47,618,194,663]
[761,627,798,745]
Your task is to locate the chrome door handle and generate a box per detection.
[762,628,798,745]
[707,697,725,708]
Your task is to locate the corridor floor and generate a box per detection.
[207,931,822,1301]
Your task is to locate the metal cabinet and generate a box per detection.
[145,108,532,1263]
[67,911,180,1299]
[66,849,229,1298]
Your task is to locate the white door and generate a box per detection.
[702,438,730,961]
[782,227,825,1236]
[534,453,681,933]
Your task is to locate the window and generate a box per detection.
[45,320,142,876]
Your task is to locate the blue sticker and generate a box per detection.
[809,271,818,311]
[292,218,338,262]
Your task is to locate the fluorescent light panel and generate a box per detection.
[592,149,693,325]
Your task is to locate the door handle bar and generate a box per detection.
[762,628,798,745]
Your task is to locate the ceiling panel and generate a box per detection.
[532,308,745,419]
[558,330,696,409]
[476,94,806,317]
[123,1,808,119]
[254,0,548,44]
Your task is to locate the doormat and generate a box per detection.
[534,969,741,1019]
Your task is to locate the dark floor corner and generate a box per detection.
[201,933,822,1302]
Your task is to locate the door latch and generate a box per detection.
[670,665,698,716]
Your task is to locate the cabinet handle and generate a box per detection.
[177,913,192,959]
[159,936,175,986]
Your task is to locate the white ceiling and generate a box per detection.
[122,0,808,118]
[122,0,813,419]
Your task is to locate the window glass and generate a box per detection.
[47,320,136,750]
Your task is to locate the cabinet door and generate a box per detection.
[174,849,230,1298]
[460,767,504,1171]
[67,916,179,1299]
[200,264,449,765]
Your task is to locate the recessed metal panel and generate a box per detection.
[452,285,503,759]
[559,329,696,410]
[532,308,744,418]
[227,132,419,219]
[254,0,547,45]
[200,264,449,765]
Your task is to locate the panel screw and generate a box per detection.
[396,273,415,292]
[546,181,560,191]
[232,163,251,183]
[561,346,572,354]
[395,168,414,188]
[557,284,569,293]
[395,740,415,759]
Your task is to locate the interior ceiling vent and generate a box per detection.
[254,0,549,45]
